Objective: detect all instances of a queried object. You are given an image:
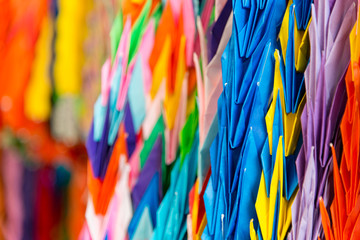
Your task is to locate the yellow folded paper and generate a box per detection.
[265,50,305,157]
[25,15,52,121]
[195,214,207,240]
[150,35,171,99]
[255,136,295,240]
[278,0,310,73]
[350,7,360,80]
[54,0,89,96]
[191,179,200,237]
[250,219,258,240]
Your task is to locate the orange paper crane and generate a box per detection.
[319,18,360,239]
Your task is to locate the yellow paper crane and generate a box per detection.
[255,136,295,240]
[254,1,311,239]
[265,50,305,158]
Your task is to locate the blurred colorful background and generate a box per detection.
[0,0,117,238]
